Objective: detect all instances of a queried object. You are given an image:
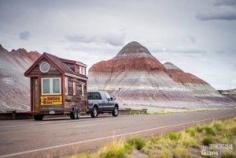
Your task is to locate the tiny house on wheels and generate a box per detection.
[25,53,87,120]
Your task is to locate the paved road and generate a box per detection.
[0,109,235,158]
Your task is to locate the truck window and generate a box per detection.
[88,92,101,100]
[104,92,111,99]
[95,92,102,99]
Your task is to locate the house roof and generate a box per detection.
[25,52,87,77]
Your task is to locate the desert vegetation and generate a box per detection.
[68,117,236,158]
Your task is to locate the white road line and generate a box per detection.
[0,117,215,158]
[0,116,130,129]
[0,117,132,132]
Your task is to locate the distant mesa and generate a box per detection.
[89,41,165,72]
[163,62,183,71]
[0,42,235,113]
[88,41,235,111]
[0,44,40,112]
[116,41,152,57]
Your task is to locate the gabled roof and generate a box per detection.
[25,52,87,77]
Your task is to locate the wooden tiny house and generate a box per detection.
[25,53,87,120]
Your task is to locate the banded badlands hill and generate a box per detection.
[0,42,234,112]
[88,41,235,111]
[0,44,40,112]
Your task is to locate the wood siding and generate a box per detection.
[64,76,87,113]
[26,55,88,115]
[28,59,61,76]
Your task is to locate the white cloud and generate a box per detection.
[0,0,235,89]
[65,31,126,46]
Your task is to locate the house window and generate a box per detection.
[53,79,60,93]
[65,77,68,95]
[73,82,76,95]
[41,78,61,95]
[81,83,85,97]
[42,79,50,94]
[79,66,86,75]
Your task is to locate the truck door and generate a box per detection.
[103,92,113,111]
[95,92,104,111]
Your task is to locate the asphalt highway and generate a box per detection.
[0,109,235,158]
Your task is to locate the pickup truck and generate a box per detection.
[87,91,119,118]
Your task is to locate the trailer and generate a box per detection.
[24,53,87,120]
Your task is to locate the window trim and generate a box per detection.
[79,66,86,75]
[41,77,61,95]
[65,77,68,95]
[81,83,85,97]
[72,81,76,96]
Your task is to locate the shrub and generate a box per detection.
[231,127,236,135]
[202,137,213,146]
[213,122,223,132]
[186,128,196,137]
[203,126,216,135]
[168,132,181,141]
[99,140,131,158]
[173,146,190,158]
[180,132,197,148]
[126,137,145,150]
[196,126,204,133]
[158,149,170,158]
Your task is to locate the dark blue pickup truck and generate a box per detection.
[87,91,119,118]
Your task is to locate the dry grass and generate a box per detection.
[68,117,236,158]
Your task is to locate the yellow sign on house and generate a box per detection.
[41,96,62,105]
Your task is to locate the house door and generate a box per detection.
[32,78,40,113]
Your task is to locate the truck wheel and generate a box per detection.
[70,109,79,119]
[112,107,119,117]
[91,107,98,118]
[34,115,44,121]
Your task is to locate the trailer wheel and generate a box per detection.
[34,115,44,121]
[91,106,98,118]
[70,108,79,119]
[112,106,119,117]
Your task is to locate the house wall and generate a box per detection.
[29,59,61,76]
[64,76,87,113]
[27,57,88,114]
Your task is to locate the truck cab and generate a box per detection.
[87,91,119,117]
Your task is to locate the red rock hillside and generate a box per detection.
[0,44,40,112]
[88,41,235,111]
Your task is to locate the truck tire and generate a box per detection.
[91,106,98,118]
[112,106,119,117]
[70,109,79,119]
[34,115,44,121]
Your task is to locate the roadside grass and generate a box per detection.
[68,117,236,158]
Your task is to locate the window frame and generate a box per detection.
[65,77,68,95]
[72,81,76,96]
[41,77,61,95]
[79,66,86,75]
[81,83,85,97]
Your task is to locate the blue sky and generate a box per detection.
[0,0,236,89]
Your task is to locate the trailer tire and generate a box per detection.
[112,106,119,117]
[70,108,79,119]
[91,106,98,118]
[34,115,44,121]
